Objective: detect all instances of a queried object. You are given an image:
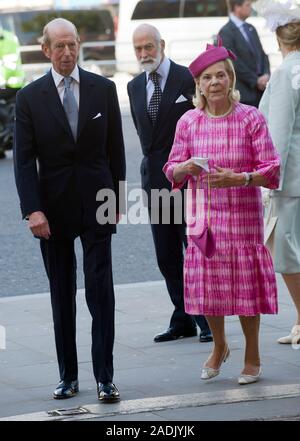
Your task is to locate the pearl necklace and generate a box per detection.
[205,104,233,118]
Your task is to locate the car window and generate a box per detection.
[6,10,114,46]
[1,9,115,66]
[131,0,181,19]
[183,0,227,17]
[131,0,228,19]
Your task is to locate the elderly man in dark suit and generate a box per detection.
[219,0,270,107]
[127,24,211,343]
[14,18,125,402]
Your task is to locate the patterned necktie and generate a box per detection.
[63,76,78,140]
[148,71,162,125]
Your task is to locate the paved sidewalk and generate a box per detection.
[0,277,300,421]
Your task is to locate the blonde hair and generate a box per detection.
[276,21,300,50]
[193,58,240,109]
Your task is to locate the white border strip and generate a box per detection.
[1,384,300,421]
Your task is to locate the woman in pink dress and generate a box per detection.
[163,38,280,384]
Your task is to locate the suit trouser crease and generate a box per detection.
[149,205,195,330]
[40,234,115,384]
[82,234,115,384]
[40,240,78,382]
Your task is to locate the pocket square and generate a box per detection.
[92,113,102,119]
[175,95,188,104]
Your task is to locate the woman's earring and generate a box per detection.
[200,90,204,95]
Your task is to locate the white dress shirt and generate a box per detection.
[146,57,171,106]
[51,65,80,108]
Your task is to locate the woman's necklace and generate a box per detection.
[205,104,233,118]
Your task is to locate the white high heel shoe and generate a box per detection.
[201,346,230,380]
[238,367,262,385]
[277,325,300,344]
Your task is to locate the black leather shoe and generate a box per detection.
[199,332,213,343]
[53,380,79,399]
[154,327,197,342]
[97,382,120,403]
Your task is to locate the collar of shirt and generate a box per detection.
[146,57,170,89]
[230,13,246,30]
[51,65,80,88]
[146,57,170,105]
[51,65,80,106]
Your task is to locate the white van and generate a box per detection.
[115,0,280,75]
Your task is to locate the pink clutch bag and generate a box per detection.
[190,224,216,259]
[189,174,216,259]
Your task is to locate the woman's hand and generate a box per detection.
[173,159,202,183]
[204,166,245,188]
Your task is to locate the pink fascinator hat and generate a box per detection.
[189,36,237,78]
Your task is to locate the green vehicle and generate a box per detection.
[0,27,25,91]
[0,25,25,158]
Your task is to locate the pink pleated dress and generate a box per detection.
[163,103,280,316]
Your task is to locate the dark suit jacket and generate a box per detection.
[219,20,270,106]
[127,60,194,200]
[14,67,126,238]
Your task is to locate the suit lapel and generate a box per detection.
[244,23,258,55]
[77,67,93,139]
[229,21,253,56]
[231,20,262,72]
[154,62,183,134]
[133,73,153,133]
[131,64,186,144]
[41,71,73,139]
[41,68,94,142]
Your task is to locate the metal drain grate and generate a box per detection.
[48,407,90,417]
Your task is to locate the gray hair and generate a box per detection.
[41,18,80,47]
[193,58,240,109]
[132,23,162,44]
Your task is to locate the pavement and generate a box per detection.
[0,275,300,422]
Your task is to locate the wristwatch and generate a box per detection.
[243,172,253,186]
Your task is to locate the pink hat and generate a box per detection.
[189,36,237,78]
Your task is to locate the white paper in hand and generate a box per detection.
[191,156,210,173]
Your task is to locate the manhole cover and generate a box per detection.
[48,407,90,417]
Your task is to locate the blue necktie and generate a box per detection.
[242,23,261,74]
[63,76,78,141]
[242,23,256,53]
[148,71,162,125]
